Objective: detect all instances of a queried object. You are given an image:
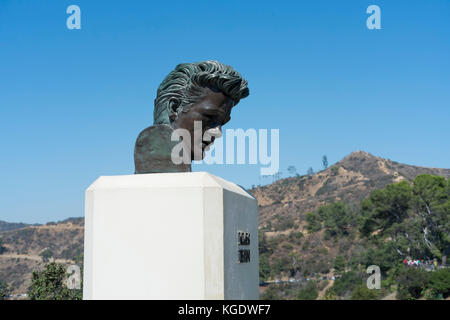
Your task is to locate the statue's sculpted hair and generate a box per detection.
[153,60,249,125]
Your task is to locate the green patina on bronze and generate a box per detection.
[134,124,191,174]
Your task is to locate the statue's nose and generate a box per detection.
[203,126,222,145]
[209,126,222,139]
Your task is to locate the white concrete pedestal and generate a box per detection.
[83,172,258,300]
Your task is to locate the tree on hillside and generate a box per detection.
[296,281,318,300]
[331,271,363,298]
[287,165,297,176]
[396,267,430,300]
[0,237,4,254]
[39,248,53,262]
[259,254,271,282]
[305,202,356,239]
[331,166,339,176]
[259,231,270,255]
[359,181,412,237]
[322,155,328,170]
[333,255,346,275]
[412,174,450,262]
[0,280,9,300]
[305,211,322,233]
[261,285,281,300]
[319,202,356,239]
[361,242,399,274]
[359,175,449,261]
[429,268,450,298]
[351,284,379,300]
[307,167,314,176]
[272,172,282,182]
[28,262,82,300]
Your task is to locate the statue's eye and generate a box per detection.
[204,114,222,128]
[208,120,222,128]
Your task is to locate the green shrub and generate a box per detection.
[275,216,295,231]
[288,231,303,244]
[396,267,430,300]
[261,285,282,300]
[331,166,339,176]
[333,255,346,275]
[0,280,9,300]
[0,237,4,254]
[316,259,331,274]
[39,248,53,262]
[332,271,363,297]
[28,262,82,300]
[350,285,379,300]
[429,268,450,298]
[296,281,318,300]
[259,253,271,281]
[305,212,322,232]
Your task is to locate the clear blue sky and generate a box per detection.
[1,0,449,223]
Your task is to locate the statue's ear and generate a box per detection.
[168,98,180,121]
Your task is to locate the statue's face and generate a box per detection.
[171,87,234,160]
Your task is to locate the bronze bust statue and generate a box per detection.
[134,60,249,174]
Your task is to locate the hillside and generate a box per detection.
[253,151,450,230]
[0,218,84,295]
[0,151,449,298]
[0,221,40,232]
[251,151,450,299]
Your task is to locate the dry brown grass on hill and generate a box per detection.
[0,218,84,295]
[252,151,450,299]
[252,151,450,231]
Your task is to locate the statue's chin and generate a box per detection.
[190,142,214,161]
[191,150,205,161]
